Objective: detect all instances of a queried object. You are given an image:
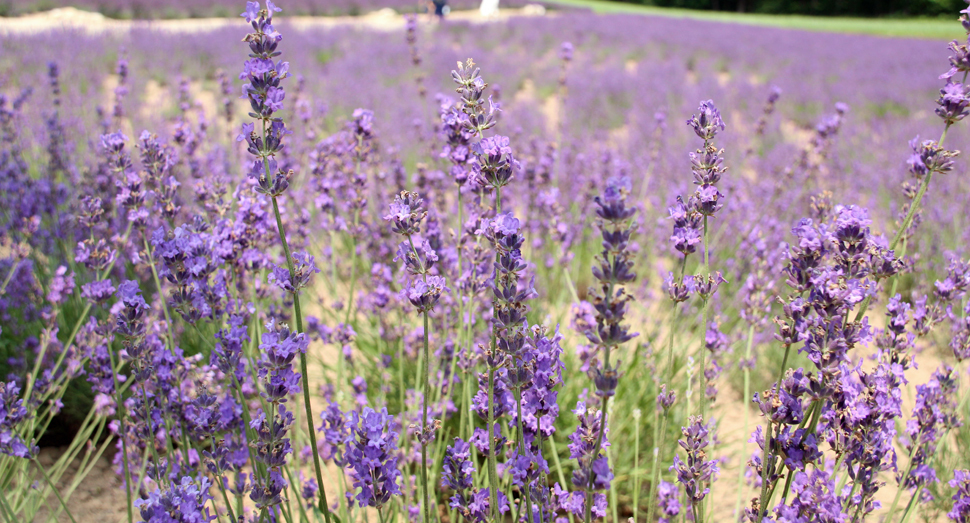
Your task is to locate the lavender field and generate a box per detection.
[0,0,528,18]
[3,2,970,523]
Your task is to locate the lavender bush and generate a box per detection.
[3,1,970,523]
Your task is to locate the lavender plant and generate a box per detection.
[238,1,332,520]
[5,2,970,523]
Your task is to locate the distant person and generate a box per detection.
[432,0,448,20]
[480,0,499,17]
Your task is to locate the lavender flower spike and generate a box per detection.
[346,407,402,511]
[671,416,719,523]
[238,2,331,520]
[686,100,725,141]
[950,470,970,522]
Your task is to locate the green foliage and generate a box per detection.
[545,0,966,39]
[610,0,967,16]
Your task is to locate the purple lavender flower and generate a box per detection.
[671,415,718,518]
[473,136,518,191]
[318,400,350,465]
[907,137,957,178]
[657,384,677,413]
[486,210,536,379]
[346,407,402,510]
[135,476,216,523]
[950,470,970,522]
[452,58,498,136]
[942,35,970,80]
[686,100,725,140]
[516,327,565,442]
[952,300,970,361]
[662,271,695,303]
[560,42,574,62]
[114,280,149,357]
[441,437,508,523]
[395,239,438,276]
[0,381,36,459]
[81,279,116,303]
[898,366,961,493]
[383,191,427,237]
[268,251,319,292]
[771,469,846,523]
[240,1,292,197]
[46,265,74,305]
[212,316,250,385]
[656,481,682,523]
[301,476,318,508]
[248,318,307,511]
[585,175,638,400]
[937,81,970,124]
[568,399,612,510]
[249,406,294,509]
[669,197,702,256]
[402,275,448,313]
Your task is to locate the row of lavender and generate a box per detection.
[0,0,528,18]
[3,1,970,523]
[1,10,964,248]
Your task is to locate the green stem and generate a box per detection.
[884,430,922,523]
[898,485,921,523]
[691,498,704,523]
[699,298,709,419]
[548,435,568,493]
[344,135,364,324]
[0,492,15,523]
[283,464,310,523]
[609,438,619,523]
[842,482,860,515]
[834,454,851,495]
[757,342,793,519]
[700,215,710,420]
[647,296,682,523]
[420,311,431,523]
[486,186,503,522]
[564,267,580,304]
[887,237,908,299]
[146,394,173,490]
[231,371,264,480]
[268,194,332,523]
[778,469,794,504]
[32,458,78,523]
[344,208,361,324]
[108,349,133,523]
[211,436,239,523]
[584,394,610,523]
[143,237,177,350]
[735,325,755,519]
[402,229,434,523]
[398,318,406,418]
[515,386,534,523]
[0,257,20,296]
[645,409,670,523]
[486,364,500,522]
[632,410,642,523]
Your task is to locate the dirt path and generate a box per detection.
[0,5,550,35]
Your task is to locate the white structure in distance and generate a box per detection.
[480,0,500,17]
